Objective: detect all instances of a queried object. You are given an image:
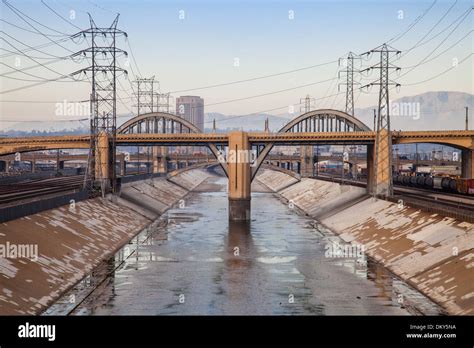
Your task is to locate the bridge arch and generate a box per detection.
[252,109,371,179]
[117,112,228,175]
[280,109,371,133]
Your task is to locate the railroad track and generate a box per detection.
[311,174,474,211]
[0,175,87,205]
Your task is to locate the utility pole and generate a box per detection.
[361,43,401,197]
[373,109,376,131]
[466,106,469,130]
[338,52,360,116]
[71,14,128,195]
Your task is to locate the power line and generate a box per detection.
[0,31,71,59]
[400,0,459,56]
[202,77,338,109]
[403,52,473,86]
[40,0,84,31]
[387,0,438,44]
[169,60,338,94]
[0,18,68,37]
[401,29,472,69]
[398,7,472,79]
[2,0,73,36]
[2,0,78,55]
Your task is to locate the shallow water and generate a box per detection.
[45,175,442,315]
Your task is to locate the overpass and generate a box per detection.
[1,110,473,220]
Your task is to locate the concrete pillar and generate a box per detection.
[461,148,474,179]
[228,131,251,221]
[95,131,110,188]
[153,146,167,174]
[31,161,36,173]
[300,145,314,177]
[367,144,375,194]
[0,160,6,172]
[120,159,126,176]
[351,162,358,179]
[374,129,392,196]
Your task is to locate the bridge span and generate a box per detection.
[1,110,473,220]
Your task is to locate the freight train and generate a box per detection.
[393,175,474,195]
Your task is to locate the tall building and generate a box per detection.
[176,96,204,131]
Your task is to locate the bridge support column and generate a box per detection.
[462,149,474,179]
[95,131,110,188]
[152,146,168,174]
[366,144,375,194]
[31,160,36,173]
[300,145,314,177]
[119,159,126,176]
[228,131,251,221]
[374,129,392,196]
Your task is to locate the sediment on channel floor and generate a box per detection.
[0,169,211,315]
[255,168,474,315]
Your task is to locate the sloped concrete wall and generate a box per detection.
[257,171,474,315]
[0,169,211,315]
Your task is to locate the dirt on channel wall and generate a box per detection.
[256,169,474,315]
[0,169,211,315]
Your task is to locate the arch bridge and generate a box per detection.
[1,110,473,220]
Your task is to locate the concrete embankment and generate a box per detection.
[255,169,474,315]
[0,169,211,315]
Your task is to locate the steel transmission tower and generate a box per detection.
[338,52,360,116]
[72,14,128,194]
[155,92,172,113]
[300,94,315,114]
[299,95,315,177]
[361,43,401,197]
[133,76,157,115]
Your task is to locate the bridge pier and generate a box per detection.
[374,129,392,196]
[152,146,168,174]
[461,149,473,179]
[228,131,251,221]
[366,144,375,194]
[95,131,110,188]
[300,145,314,177]
[0,160,6,173]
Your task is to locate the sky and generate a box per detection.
[0,0,472,125]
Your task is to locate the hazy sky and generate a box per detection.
[0,0,472,124]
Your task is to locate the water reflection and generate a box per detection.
[45,175,442,316]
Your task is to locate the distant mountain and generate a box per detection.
[204,112,291,132]
[355,91,473,131]
[2,92,472,135]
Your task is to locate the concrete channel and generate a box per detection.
[0,167,472,315]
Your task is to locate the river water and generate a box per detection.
[46,174,442,315]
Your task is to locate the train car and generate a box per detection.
[393,174,473,196]
[468,179,474,195]
[424,176,434,189]
[433,177,443,190]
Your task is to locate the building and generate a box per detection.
[175,96,204,131]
